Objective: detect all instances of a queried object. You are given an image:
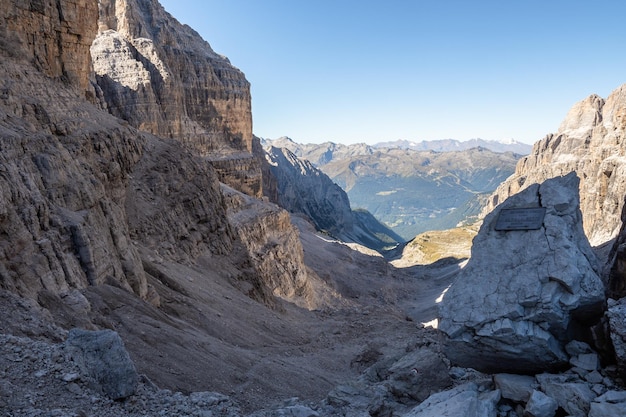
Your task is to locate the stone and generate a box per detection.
[439,173,605,374]
[403,383,500,417]
[493,373,535,402]
[607,297,626,378]
[585,371,604,384]
[536,373,595,417]
[64,329,138,400]
[384,348,452,403]
[565,340,594,356]
[589,402,626,417]
[524,390,558,417]
[570,353,600,371]
[596,390,626,403]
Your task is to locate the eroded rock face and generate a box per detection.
[221,185,311,307]
[265,146,355,236]
[486,87,626,249]
[91,0,261,196]
[0,0,99,94]
[439,173,606,374]
[264,146,403,252]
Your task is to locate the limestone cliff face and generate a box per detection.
[0,0,314,317]
[0,0,98,94]
[91,0,261,196]
[221,185,311,307]
[486,86,626,248]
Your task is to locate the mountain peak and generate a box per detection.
[372,138,532,154]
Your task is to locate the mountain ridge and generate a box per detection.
[264,137,522,239]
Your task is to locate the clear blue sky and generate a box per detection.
[159,0,626,145]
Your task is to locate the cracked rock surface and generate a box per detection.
[439,172,606,373]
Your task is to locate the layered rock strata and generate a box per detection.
[0,0,310,316]
[439,173,606,373]
[1,0,99,94]
[486,86,626,248]
[91,0,262,196]
[221,184,311,307]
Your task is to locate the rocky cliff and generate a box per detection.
[0,0,155,300]
[265,146,403,253]
[0,0,313,315]
[91,0,262,196]
[486,86,626,249]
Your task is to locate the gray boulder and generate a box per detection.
[536,373,595,417]
[384,348,452,403]
[524,390,558,417]
[403,383,500,417]
[493,373,535,402]
[64,329,139,400]
[590,391,626,417]
[439,173,605,373]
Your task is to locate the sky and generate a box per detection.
[159,0,626,145]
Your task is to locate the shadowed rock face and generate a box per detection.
[91,0,262,196]
[439,173,606,374]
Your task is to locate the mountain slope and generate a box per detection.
[265,138,521,239]
[265,146,403,252]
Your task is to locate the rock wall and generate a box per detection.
[0,0,99,94]
[221,185,311,307]
[0,0,256,308]
[485,86,626,248]
[264,146,404,252]
[91,0,261,196]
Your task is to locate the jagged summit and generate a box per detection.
[486,83,626,248]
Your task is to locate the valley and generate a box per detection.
[263,137,524,239]
[2,1,626,416]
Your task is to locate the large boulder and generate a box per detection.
[64,329,139,400]
[439,172,606,373]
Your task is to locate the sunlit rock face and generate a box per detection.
[1,0,99,94]
[91,0,261,196]
[439,173,606,374]
[485,86,626,249]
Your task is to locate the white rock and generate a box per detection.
[570,353,600,371]
[589,401,626,417]
[536,373,595,417]
[439,173,605,374]
[607,297,626,377]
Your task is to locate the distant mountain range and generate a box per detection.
[373,138,532,154]
[263,137,523,239]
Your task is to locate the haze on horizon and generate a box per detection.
[160,0,626,146]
